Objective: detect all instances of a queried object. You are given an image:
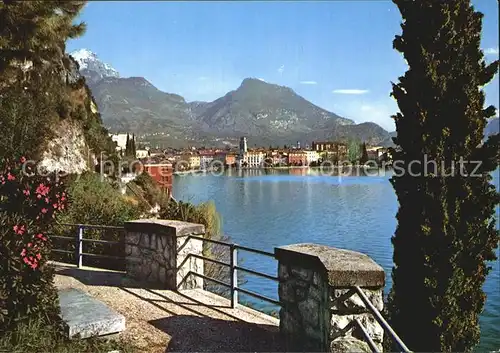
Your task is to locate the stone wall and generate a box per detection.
[124,219,205,290]
[275,244,385,352]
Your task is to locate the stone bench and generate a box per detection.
[58,288,125,339]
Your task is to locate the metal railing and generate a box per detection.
[178,235,280,309]
[332,286,411,353]
[50,223,408,352]
[51,223,126,270]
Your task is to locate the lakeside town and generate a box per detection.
[111,132,391,171]
[109,133,392,198]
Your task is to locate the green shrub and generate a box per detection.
[54,173,142,270]
[0,78,57,161]
[129,171,169,210]
[57,173,141,226]
[0,156,68,330]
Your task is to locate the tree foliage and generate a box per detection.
[128,171,169,212]
[388,1,499,351]
[0,78,58,160]
[125,133,137,158]
[0,1,117,163]
[347,139,360,163]
[359,142,369,165]
[0,1,86,76]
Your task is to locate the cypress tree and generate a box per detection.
[347,139,360,164]
[360,142,369,165]
[388,1,499,351]
[125,133,130,156]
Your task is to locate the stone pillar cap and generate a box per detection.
[275,243,385,287]
[125,219,205,236]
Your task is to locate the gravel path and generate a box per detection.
[53,264,282,353]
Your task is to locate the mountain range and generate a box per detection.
[69,49,497,148]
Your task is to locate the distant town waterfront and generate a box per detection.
[173,169,500,352]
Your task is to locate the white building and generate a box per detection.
[200,154,215,169]
[110,133,128,151]
[304,150,320,164]
[242,151,265,168]
[136,149,149,159]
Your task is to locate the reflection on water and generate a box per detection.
[173,168,500,351]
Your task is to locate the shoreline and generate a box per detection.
[174,165,388,175]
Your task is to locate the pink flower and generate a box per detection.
[13,225,25,235]
[35,253,41,260]
[35,183,50,196]
[41,208,48,214]
[53,204,58,209]
[37,194,41,199]
[20,157,26,163]
[30,262,38,270]
[27,243,32,248]
[23,189,30,196]
[45,197,49,204]
[7,173,15,181]
[20,249,26,257]
[35,233,47,241]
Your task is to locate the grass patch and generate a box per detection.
[0,317,138,353]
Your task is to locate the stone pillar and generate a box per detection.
[124,219,205,290]
[275,244,385,352]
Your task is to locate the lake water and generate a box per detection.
[173,168,499,351]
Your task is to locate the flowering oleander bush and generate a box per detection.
[0,157,68,330]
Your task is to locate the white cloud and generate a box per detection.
[484,47,499,55]
[330,99,397,131]
[300,81,317,85]
[277,65,285,75]
[257,78,266,82]
[332,89,370,95]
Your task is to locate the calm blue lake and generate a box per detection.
[173,168,499,351]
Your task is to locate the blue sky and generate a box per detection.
[67,1,499,131]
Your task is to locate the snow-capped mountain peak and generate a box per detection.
[69,48,120,84]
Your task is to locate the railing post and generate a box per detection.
[76,225,83,268]
[275,244,386,352]
[230,244,238,308]
[124,220,205,289]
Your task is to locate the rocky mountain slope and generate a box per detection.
[38,54,116,173]
[68,49,397,147]
[88,76,197,137]
[70,49,120,84]
[192,78,353,138]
